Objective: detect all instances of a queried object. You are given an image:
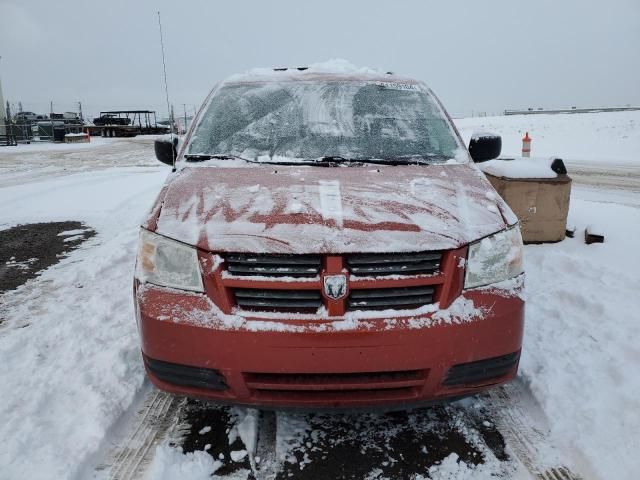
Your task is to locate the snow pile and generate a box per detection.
[306,58,382,74]
[520,197,640,479]
[0,230,145,479]
[149,444,221,480]
[477,156,560,179]
[455,110,640,166]
[233,408,259,457]
[420,453,498,480]
[0,164,167,479]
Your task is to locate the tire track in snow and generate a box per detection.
[100,379,589,479]
[483,379,584,480]
[96,389,185,480]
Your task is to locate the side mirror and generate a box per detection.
[154,136,178,166]
[468,132,501,163]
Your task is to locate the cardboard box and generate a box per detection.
[484,173,572,243]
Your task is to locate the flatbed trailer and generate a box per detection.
[86,124,170,137]
[87,110,170,137]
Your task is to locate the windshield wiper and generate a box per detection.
[184,154,213,161]
[184,154,343,167]
[184,153,257,163]
[309,156,447,166]
[309,156,357,167]
[359,156,448,166]
[183,154,446,167]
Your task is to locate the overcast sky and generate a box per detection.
[1,0,639,118]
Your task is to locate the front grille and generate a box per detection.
[346,252,441,276]
[244,370,427,401]
[225,253,321,278]
[234,288,322,312]
[249,388,420,403]
[348,286,435,310]
[245,370,425,390]
[219,251,450,314]
[144,354,227,391]
[443,351,520,386]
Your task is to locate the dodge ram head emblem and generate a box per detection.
[323,274,347,300]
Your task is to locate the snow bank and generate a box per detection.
[454,110,640,166]
[0,166,168,480]
[520,198,640,479]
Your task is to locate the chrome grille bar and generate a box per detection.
[225,253,321,278]
[348,286,435,310]
[346,252,441,276]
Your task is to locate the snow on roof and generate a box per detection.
[224,58,417,84]
[477,156,562,179]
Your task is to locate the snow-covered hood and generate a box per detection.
[149,163,516,254]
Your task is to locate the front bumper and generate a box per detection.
[136,279,524,409]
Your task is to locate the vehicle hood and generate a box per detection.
[149,163,516,254]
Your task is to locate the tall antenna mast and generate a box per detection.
[157,11,176,171]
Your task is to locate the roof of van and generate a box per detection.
[223,59,421,85]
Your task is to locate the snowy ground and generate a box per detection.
[0,111,639,480]
[457,114,640,479]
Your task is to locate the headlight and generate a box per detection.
[464,226,524,289]
[135,229,204,292]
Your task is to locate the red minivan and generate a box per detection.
[134,63,524,409]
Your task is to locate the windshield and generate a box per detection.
[187,80,462,163]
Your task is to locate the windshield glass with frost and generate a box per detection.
[187,80,461,162]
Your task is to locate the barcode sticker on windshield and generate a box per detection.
[375,82,418,91]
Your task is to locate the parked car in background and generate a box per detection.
[14,111,47,122]
[51,112,80,121]
[134,63,525,409]
[93,114,131,126]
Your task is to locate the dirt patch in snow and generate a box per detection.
[0,221,95,295]
[174,400,511,479]
[275,406,491,479]
[179,400,251,476]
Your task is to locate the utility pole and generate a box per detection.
[0,55,5,138]
[78,101,83,122]
[182,103,187,133]
[6,101,14,145]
